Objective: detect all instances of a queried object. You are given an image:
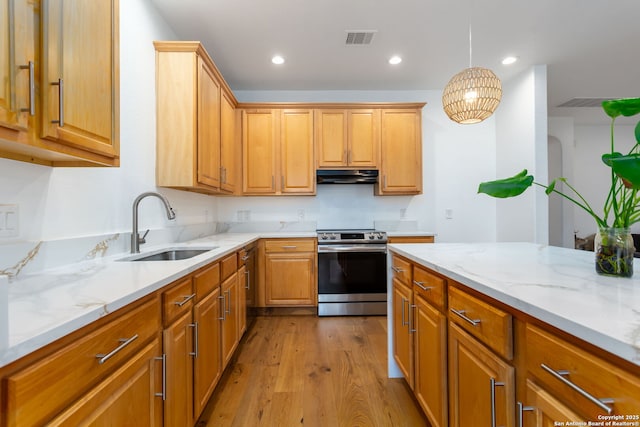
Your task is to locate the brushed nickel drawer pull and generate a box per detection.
[241,255,250,261]
[450,308,481,326]
[154,354,166,400]
[225,290,231,314]
[540,363,614,414]
[391,266,404,273]
[19,61,35,115]
[413,280,433,291]
[401,297,408,327]
[245,270,250,289]
[174,293,196,307]
[517,402,534,427]
[218,294,226,320]
[281,245,297,249]
[96,334,139,364]
[189,322,198,357]
[51,78,64,126]
[409,304,417,333]
[490,378,505,427]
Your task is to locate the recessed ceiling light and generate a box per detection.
[501,56,518,65]
[389,55,402,65]
[271,55,285,65]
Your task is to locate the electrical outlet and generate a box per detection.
[445,208,453,219]
[0,204,18,237]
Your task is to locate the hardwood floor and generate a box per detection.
[197,315,428,427]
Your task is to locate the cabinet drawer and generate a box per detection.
[412,265,446,310]
[5,297,160,427]
[525,324,640,419]
[162,277,195,325]
[391,255,412,286]
[448,286,512,360]
[264,239,315,253]
[194,262,220,300]
[220,253,238,281]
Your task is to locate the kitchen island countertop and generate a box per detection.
[388,242,640,367]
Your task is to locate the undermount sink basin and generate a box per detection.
[120,247,217,262]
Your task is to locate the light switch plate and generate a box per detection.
[0,204,19,237]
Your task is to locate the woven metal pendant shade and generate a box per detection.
[442,66,502,124]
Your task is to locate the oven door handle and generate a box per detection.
[318,245,387,253]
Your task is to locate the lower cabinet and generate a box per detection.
[263,238,317,306]
[521,379,584,426]
[392,276,413,387]
[48,339,164,426]
[221,269,239,366]
[448,322,515,427]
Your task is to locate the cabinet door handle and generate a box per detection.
[540,363,614,414]
[517,402,534,427]
[218,294,226,320]
[401,297,409,327]
[245,270,250,289]
[391,266,404,273]
[490,377,505,427]
[96,334,139,364]
[189,322,198,357]
[174,293,196,307]
[409,304,417,333]
[413,280,433,291]
[51,78,64,126]
[225,290,231,314]
[241,255,250,261]
[450,308,481,326]
[19,61,35,115]
[154,354,166,401]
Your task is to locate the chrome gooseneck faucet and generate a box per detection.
[131,192,176,253]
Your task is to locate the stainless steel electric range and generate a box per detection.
[316,229,388,316]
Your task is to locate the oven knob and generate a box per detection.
[330,234,337,240]
[320,233,327,240]
[377,233,384,239]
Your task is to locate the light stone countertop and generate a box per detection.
[0,232,315,367]
[387,242,640,367]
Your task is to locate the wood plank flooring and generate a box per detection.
[196,316,428,427]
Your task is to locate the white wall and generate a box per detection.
[548,117,576,248]
[494,65,548,243]
[225,90,497,242]
[0,0,217,244]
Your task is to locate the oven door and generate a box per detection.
[317,244,387,315]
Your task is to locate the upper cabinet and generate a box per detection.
[377,108,423,195]
[315,109,379,169]
[155,41,238,195]
[0,0,120,166]
[242,108,315,195]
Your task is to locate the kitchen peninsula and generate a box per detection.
[388,242,640,425]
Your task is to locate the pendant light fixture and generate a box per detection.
[442,26,502,124]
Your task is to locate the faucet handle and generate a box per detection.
[138,229,150,245]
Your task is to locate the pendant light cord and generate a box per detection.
[468,25,473,68]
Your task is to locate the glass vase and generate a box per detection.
[594,227,635,278]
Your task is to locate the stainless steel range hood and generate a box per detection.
[316,169,378,184]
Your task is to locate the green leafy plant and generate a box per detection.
[478,98,640,229]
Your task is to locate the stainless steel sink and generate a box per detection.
[119,247,217,262]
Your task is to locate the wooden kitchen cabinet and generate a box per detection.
[155,41,238,195]
[242,109,315,195]
[237,263,247,338]
[162,278,195,427]
[315,109,379,168]
[263,239,317,306]
[47,339,164,427]
[392,275,414,388]
[388,235,435,244]
[378,108,423,195]
[0,0,120,166]
[221,270,239,367]
[520,379,584,427]
[448,322,515,427]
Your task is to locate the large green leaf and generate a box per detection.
[478,170,534,198]
[603,153,640,189]
[602,98,640,119]
[635,120,640,144]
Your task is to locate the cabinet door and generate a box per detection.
[197,56,221,189]
[392,278,413,388]
[47,339,163,427]
[221,271,239,367]
[316,110,347,167]
[0,0,36,132]
[163,310,194,427]
[193,287,222,419]
[379,109,422,194]
[41,0,118,159]
[265,252,316,306]
[348,109,379,167]
[414,295,448,427]
[243,109,278,193]
[220,89,236,193]
[521,380,584,427]
[281,109,314,194]
[448,322,515,427]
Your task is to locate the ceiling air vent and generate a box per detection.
[345,31,376,45]
[557,98,614,108]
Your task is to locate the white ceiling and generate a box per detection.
[150,0,640,125]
